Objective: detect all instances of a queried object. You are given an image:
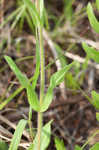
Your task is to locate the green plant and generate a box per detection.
[3,0,75,150]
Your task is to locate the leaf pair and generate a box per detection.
[5,55,75,112]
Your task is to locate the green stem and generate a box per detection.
[37,25,45,150]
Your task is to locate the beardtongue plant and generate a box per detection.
[3,0,75,150]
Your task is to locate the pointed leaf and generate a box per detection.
[96,0,99,11]
[9,119,27,150]
[28,121,52,150]
[50,62,75,88]
[90,143,99,150]
[91,91,99,110]
[41,62,75,112]
[55,137,66,150]
[11,5,26,30]
[4,56,30,88]
[27,85,40,112]
[23,0,41,27]
[74,145,82,150]
[87,3,99,33]
[40,0,44,20]
[82,43,99,63]
[32,31,40,89]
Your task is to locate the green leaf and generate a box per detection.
[40,0,44,20]
[23,0,41,27]
[9,119,27,150]
[41,62,75,112]
[11,5,26,30]
[74,145,82,150]
[32,31,40,89]
[91,91,99,110]
[4,56,30,88]
[54,137,66,150]
[54,43,67,67]
[28,121,52,150]
[96,0,99,11]
[64,0,74,20]
[90,143,99,150]
[0,140,8,150]
[50,62,75,88]
[27,85,40,111]
[0,6,23,29]
[87,3,99,33]
[96,112,99,122]
[82,43,99,63]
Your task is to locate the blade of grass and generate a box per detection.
[87,3,99,33]
[9,119,27,150]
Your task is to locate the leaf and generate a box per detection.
[32,31,40,89]
[91,91,99,110]
[54,137,66,150]
[87,3,99,33]
[54,43,67,67]
[64,0,74,20]
[50,62,75,88]
[27,85,40,112]
[0,140,8,150]
[9,119,27,150]
[40,0,44,20]
[96,0,99,11]
[4,56,30,88]
[11,5,26,30]
[41,62,75,112]
[74,145,82,150]
[0,6,23,29]
[28,121,52,150]
[90,143,99,150]
[23,0,41,27]
[82,43,99,63]
[96,112,99,122]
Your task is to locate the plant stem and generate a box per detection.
[36,1,45,150]
[37,25,45,150]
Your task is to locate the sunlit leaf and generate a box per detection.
[74,145,82,150]
[90,143,99,150]
[96,0,99,11]
[91,91,99,110]
[55,137,66,150]
[82,43,99,63]
[40,0,44,20]
[87,3,99,33]
[9,119,27,150]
